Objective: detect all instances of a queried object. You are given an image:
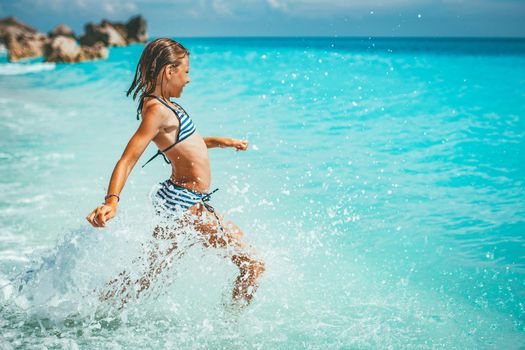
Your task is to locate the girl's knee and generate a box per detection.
[232,253,265,274]
[254,259,265,276]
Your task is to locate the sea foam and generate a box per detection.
[0,62,56,75]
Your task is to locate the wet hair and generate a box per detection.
[127,37,190,120]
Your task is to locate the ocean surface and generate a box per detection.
[0,37,524,349]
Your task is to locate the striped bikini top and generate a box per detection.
[141,94,196,168]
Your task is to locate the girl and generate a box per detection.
[86,38,265,308]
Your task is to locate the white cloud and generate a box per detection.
[15,0,511,22]
[267,0,288,11]
[6,0,524,32]
[102,2,115,14]
[75,0,89,9]
[179,0,262,19]
[101,1,138,14]
[136,0,434,19]
[15,0,138,17]
[212,0,234,16]
[263,0,434,17]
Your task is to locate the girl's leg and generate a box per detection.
[134,225,181,297]
[100,223,189,306]
[188,203,265,306]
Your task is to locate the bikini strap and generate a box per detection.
[139,94,182,167]
[200,188,225,234]
[170,100,190,117]
[201,188,219,202]
[137,94,158,120]
[137,94,173,120]
[161,142,177,153]
[144,94,180,115]
[141,149,171,168]
[136,95,144,120]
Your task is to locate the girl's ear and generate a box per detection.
[167,65,178,79]
[164,65,172,79]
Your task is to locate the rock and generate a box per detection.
[101,19,127,41]
[44,35,80,62]
[87,15,147,46]
[80,42,108,61]
[0,16,37,44]
[2,14,145,63]
[6,32,48,62]
[125,15,147,44]
[1,17,49,61]
[102,23,126,47]
[79,23,105,46]
[48,24,75,40]
[44,35,107,63]
[80,21,126,47]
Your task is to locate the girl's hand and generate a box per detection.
[232,139,249,151]
[86,204,117,228]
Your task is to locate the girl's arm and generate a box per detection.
[204,136,248,151]
[86,104,167,228]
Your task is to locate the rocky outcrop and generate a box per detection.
[80,42,108,61]
[80,21,126,47]
[44,36,108,63]
[105,20,128,42]
[48,24,75,40]
[1,15,147,63]
[80,15,147,47]
[44,36,80,62]
[6,32,48,62]
[0,16,48,61]
[123,15,147,44]
[98,16,147,44]
[0,16,37,44]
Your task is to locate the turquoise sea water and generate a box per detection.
[0,37,524,349]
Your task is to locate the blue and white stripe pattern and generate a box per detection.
[140,96,197,168]
[172,103,196,143]
[143,95,196,145]
[152,179,204,218]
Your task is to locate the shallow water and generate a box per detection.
[0,37,524,349]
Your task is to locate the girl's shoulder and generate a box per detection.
[141,97,172,123]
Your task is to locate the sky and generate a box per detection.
[0,0,524,37]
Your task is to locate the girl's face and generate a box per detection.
[166,56,190,98]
